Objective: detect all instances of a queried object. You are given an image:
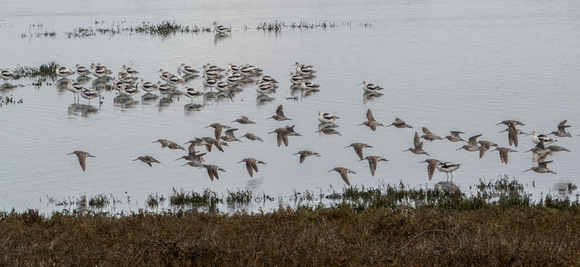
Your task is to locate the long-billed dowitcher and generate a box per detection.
[293,150,321,164]
[206,123,231,140]
[404,132,430,156]
[524,154,556,174]
[358,109,384,131]
[133,155,161,167]
[492,147,517,164]
[328,167,356,186]
[221,128,241,142]
[445,131,465,142]
[478,140,498,158]
[201,137,224,152]
[360,156,388,177]
[546,145,571,153]
[67,151,95,172]
[241,133,263,142]
[420,127,443,141]
[550,120,572,138]
[318,111,339,123]
[153,139,185,150]
[436,162,461,181]
[232,116,256,125]
[345,143,373,160]
[496,120,525,127]
[237,158,266,178]
[387,117,413,128]
[269,126,301,147]
[200,164,226,181]
[456,134,482,152]
[420,159,441,181]
[359,81,384,93]
[268,104,291,121]
[176,152,206,164]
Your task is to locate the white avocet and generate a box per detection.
[122,64,139,76]
[65,80,83,101]
[177,63,199,76]
[183,87,203,102]
[213,22,231,34]
[55,65,75,78]
[318,111,339,123]
[289,72,304,85]
[80,88,100,104]
[299,80,320,90]
[0,69,15,81]
[75,64,91,76]
[295,62,316,76]
[90,63,112,78]
[139,79,160,93]
[360,81,384,93]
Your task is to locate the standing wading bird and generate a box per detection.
[328,167,356,186]
[550,120,572,138]
[345,143,373,160]
[268,104,291,121]
[404,132,430,156]
[293,150,321,163]
[133,155,161,167]
[213,22,232,34]
[358,109,384,131]
[360,156,388,177]
[420,159,441,181]
[318,111,339,123]
[67,151,95,172]
[237,158,266,178]
[359,81,384,93]
[436,162,461,181]
[80,88,100,105]
[55,65,75,78]
[531,131,557,145]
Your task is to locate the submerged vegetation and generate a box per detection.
[2,177,580,265]
[13,61,58,79]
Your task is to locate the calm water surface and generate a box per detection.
[1,0,580,213]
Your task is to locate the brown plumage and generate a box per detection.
[328,167,356,186]
[360,156,388,177]
[200,164,226,181]
[420,127,443,141]
[405,132,430,156]
[237,158,266,178]
[133,155,161,167]
[445,131,465,142]
[206,123,231,140]
[67,151,95,172]
[492,147,517,164]
[231,116,256,125]
[420,159,441,181]
[293,150,321,163]
[387,117,413,128]
[201,137,224,152]
[241,133,263,142]
[358,109,384,131]
[345,143,373,160]
[268,104,291,121]
[550,120,572,137]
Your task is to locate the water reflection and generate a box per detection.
[67,103,99,117]
[113,95,139,108]
[213,33,230,44]
[362,92,383,104]
[435,181,460,192]
[184,103,204,114]
[75,75,92,85]
[256,94,274,105]
[158,97,173,110]
[141,92,159,104]
[91,76,113,91]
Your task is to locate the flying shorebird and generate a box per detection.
[550,120,572,138]
[420,127,443,141]
[496,120,525,127]
[153,139,184,150]
[237,158,266,178]
[241,133,263,142]
[206,123,231,140]
[492,147,517,164]
[269,125,301,147]
[293,150,321,164]
[360,156,388,177]
[531,131,556,145]
[201,137,224,152]
[200,164,226,181]
[67,151,95,172]
[445,131,465,142]
[387,117,413,128]
[221,128,241,142]
[345,143,373,160]
[328,167,356,186]
[478,140,498,158]
[133,155,161,167]
[420,159,441,181]
[456,134,482,152]
[231,116,256,125]
[358,109,384,131]
[268,104,291,121]
[524,154,556,174]
[404,132,430,156]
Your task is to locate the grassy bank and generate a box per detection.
[1,177,580,265]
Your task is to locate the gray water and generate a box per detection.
[1,0,580,213]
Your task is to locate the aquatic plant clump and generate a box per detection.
[13,61,58,79]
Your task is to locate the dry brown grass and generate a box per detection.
[1,206,579,266]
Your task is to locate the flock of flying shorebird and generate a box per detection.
[1,43,574,186]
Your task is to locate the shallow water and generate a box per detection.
[1,0,580,213]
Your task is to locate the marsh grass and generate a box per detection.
[2,178,580,265]
[13,61,58,79]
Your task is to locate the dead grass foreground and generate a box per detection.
[1,206,579,266]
